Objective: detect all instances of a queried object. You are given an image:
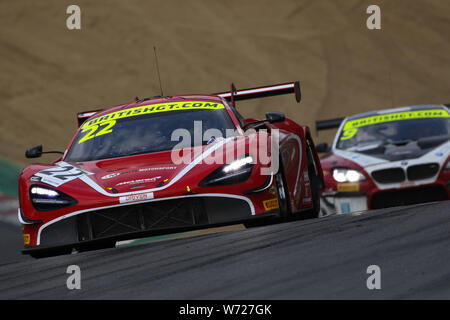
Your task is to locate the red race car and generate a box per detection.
[315,104,450,216]
[18,81,324,258]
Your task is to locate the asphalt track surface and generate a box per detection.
[0,201,449,299]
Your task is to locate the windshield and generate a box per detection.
[336,109,450,150]
[65,102,236,162]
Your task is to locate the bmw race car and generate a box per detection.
[19,81,324,258]
[315,104,450,216]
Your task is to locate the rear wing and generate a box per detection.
[214,81,301,107]
[315,118,345,132]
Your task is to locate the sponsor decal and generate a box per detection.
[78,101,224,144]
[340,109,450,140]
[30,162,93,187]
[337,183,360,192]
[101,173,121,180]
[263,198,279,211]
[116,176,161,186]
[119,192,154,204]
[103,166,176,176]
[139,166,177,172]
[23,234,30,245]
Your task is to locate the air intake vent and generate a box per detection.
[407,163,440,181]
[371,168,405,184]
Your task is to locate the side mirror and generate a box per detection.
[315,142,330,153]
[25,145,64,158]
[25,145,43,158]
[265,112,285,124]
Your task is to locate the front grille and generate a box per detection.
[371,168,405,184]
[407,163,440,181]
[77,198,208,241]
[370,185,448,209]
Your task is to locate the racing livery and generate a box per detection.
[18,82,324,258]
[315,105,450,215]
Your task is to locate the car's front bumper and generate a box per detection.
[21,192,280,255]
[320,181,450,215]
[40,195,253,246]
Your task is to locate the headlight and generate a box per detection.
[29,185,77,212]
[332,168,366,183]
[199,156,254,187]
[222,156,253,173]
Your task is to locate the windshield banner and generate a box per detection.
[340,109,450,140]
[81,101,225,130]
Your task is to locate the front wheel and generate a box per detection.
[275,167,291,220]
[243,163,291,228]
[304,159,321,218]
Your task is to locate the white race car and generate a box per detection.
[315,104,450,215]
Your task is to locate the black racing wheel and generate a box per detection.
[275,159,291,220]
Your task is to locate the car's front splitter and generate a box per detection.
[22,210,280,257]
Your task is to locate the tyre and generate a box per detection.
[306,161,321,218]
[304,140,321,218]
[275,162,291,220]
[244,159,291,228]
